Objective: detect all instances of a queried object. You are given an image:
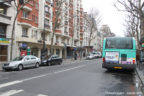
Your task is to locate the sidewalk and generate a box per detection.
[63,57,86,64]
[136,62,144,88]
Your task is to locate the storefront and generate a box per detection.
[0,38,9,62]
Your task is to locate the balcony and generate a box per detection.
[45,0,51,3]
[23,6,32,11]
[80,37,83,40]
[45,12,51,18]
[0,14,11,24]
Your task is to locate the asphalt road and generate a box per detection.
[0,58,143,96]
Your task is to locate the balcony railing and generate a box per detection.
[45,24,50,29]
[64,31,68,35]
[45,0,51,3]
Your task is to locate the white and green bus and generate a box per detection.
[102,37,136,70]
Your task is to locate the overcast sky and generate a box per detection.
[82,0,125,37]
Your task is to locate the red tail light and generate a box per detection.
[133,60,135,64]
[103,57,105,62]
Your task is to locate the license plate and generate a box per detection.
[114,67,122,69]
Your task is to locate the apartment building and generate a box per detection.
[0,1,12,63]
[100,25,115,48]
[13,0,41,59]
[82,11,104,54]
[0,0,84,62]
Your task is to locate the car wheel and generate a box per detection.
[35,62,39,68]
[18,64,23,71]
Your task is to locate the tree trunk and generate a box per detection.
[10,12,18,60]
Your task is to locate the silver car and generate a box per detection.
[2,55,41,71]
[86,53,95,60]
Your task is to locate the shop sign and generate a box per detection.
[142,43,144,47]
[27,47,31,55]
[74,48,77,51]
[20,50,27,56]
[0,38,9,44]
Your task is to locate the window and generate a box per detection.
[106,37,133,49]
[35,3,39,9]
[0,45,8,62]
[35,16,38,24]
[45,6,49,13]
[0,24,6,38]
[31,56,36,59]
[45,19,50,28]
[22,27,28,37]
[29,0,34,5]
[0,7,6,15]
[32,15,35,21]
[34,30,38,39]
[23,10,29,19]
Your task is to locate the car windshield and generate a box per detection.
[12,56,24,61]
[44,55,51,59]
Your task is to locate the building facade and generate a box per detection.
[0,1,12,63]
[0,0,85,64]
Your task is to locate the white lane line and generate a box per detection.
[37,94,48,96]
[23,74,48,81]
[0,65,86,89]
[54,65,85,74]
[0,81,22,89]
[0,89,24,96]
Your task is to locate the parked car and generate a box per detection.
[86,53,95,60]
[2,55,41,71]
[41,55,62,66]
[92,52,99,58]
[97,52,102,58]
[92,52,102,58]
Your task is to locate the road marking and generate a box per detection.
[0,65,86,89]
[0,80,22,89]
[54,65,85,74]
[0,89,23,96]
[37,94,48,96]
[23,74,48,81]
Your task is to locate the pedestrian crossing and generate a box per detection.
[0,89,48,96]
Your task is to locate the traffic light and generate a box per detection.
[19,0,24,5]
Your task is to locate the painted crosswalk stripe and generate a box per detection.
[0,89,23,96]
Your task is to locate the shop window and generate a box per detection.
[0,24,6,38]
[56,49,60,56]
[0,45,8,62]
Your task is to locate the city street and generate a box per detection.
[0,59,143,96]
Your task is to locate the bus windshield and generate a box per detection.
[105,37,133,49]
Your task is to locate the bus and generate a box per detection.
[102,37,136,70]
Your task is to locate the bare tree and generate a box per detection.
[84,9,101,54]
[114,0,144,49]
[8,0,34,60]
[50,0,66,55]
[124,12,140,49]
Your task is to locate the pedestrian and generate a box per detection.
[74,52,77,60]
